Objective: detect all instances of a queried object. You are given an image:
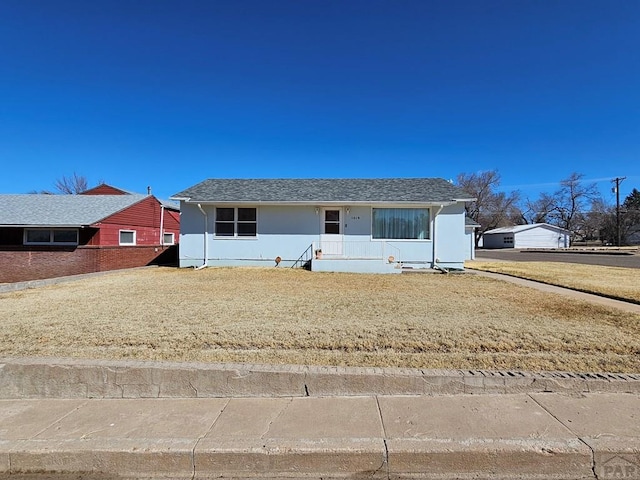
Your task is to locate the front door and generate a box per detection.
[320,208,343,255]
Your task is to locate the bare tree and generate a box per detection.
[547,173,599,234]
[574,197,608,244]
[521,192,556,224]
[54,173,89,194]
[456,170,520,247]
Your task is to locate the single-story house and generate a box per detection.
[0,185,180,283]
[481,223,570,249]
[465,217,480,260]
[171,178,475,274]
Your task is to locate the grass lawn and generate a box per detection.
[466,260,640,304]
[1,267,639,373]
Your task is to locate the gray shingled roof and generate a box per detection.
[0,194,150,226]
[172,178,474,203]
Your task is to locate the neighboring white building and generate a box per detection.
[482,223,570,249]
[171,178,475,274]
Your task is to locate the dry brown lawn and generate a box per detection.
[467,260,640,304]
[1,267,639,372]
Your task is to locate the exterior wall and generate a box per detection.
[0,245,177,284]
[464,227,476,260]
[90,196,180,247]
[179,204,321,267]
[483,226,570,249]
[179,202,468,270]
[80,185,128,195]
[514,227,569,248]
[432,203,466,269]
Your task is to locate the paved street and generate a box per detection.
[476,248,640,268]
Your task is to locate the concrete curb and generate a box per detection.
[1,357,638,399]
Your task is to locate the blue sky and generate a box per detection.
[1,0,638,203]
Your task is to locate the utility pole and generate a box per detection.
[612,177,626,246]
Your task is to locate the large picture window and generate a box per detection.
[24,228,79,245]
[372,208,430,240]
[215,207,257,237]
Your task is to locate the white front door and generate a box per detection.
[320,208,343,256]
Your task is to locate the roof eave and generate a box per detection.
[179,200,461,206]
[0,224,89,228]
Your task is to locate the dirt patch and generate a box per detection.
[1,267,638,372]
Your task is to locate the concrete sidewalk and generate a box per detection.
[468,269,640,314]
[0,392,639,479]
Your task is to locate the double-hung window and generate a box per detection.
[24,228,79,245]
[372,208,430,240]
[215,207,257,237]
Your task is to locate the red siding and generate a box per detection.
[81,184,129,195]
[165,210,180,230]
[92,196,180,246]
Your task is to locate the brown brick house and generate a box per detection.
[0,185,180,283]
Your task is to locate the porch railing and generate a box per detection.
[318,241,400,262]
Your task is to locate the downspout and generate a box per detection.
[195,203,208,269]
[159,204,165,247]
[432,205,448,273]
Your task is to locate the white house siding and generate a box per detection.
[179,204,320,267]
[177,203,465,269]
[515,226,568,249]
[464,227,475,260]
[432,203,466,269]
[178,203,208,266]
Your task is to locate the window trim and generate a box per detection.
[371,207,431,241]
[24,228,79,246]
[119,230,137,246]
[214,207,258,238]
[323,209,342,235]
[162,232,175,245]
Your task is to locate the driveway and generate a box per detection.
[476,249,640,269]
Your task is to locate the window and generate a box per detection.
[503,236,514,245]
[215,207,257,237]
[324,210,340,234]
[119,230,136,245]
[372,208,430,240]
[163,232,175,245]
[24,228,78,245]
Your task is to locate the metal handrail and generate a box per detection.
[291,244,313,269]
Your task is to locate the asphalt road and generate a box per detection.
[475,249,640,269]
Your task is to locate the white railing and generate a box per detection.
[318,241,401,262]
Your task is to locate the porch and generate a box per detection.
[293,241,411,274]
